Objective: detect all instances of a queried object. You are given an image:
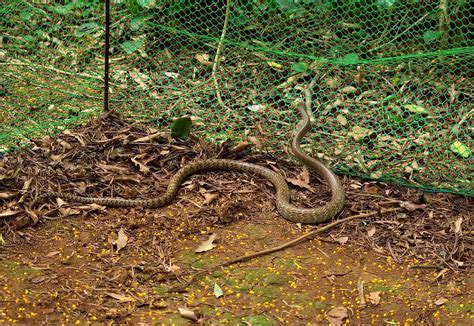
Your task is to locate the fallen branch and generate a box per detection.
[212,0,231,110]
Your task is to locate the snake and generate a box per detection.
[29,101,345,224]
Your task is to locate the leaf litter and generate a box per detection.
[0,112,472,324]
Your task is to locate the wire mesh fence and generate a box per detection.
[1,0,473,196]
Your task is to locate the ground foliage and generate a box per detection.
[0,113,472,323]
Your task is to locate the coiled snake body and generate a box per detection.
[30,103,345,224]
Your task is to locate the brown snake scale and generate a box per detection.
[30,102,345,224]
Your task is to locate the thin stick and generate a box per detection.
[168,207,401,292]
[212,0,231,110]
[104,0,111,112]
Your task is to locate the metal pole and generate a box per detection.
[104,0,110,112]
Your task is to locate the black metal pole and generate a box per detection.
[104,0,110,112]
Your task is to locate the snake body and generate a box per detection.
[30,102,345,224]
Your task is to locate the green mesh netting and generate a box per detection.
[1,0,472,196]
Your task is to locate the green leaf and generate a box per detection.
[291,62,307,73]
[213,283,223,298]
[137,0,153,8]
[75,23,100,37]
[403,104,431,115]
[340,53,359,65]
[450,141,471,158]
[171,117,192,140]
[130,16,147,31]
[423,30,441,43]
[277,0,297,10]
[20,10,34,22]
[120,39,144,54]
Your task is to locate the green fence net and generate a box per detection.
[1,0,473,196]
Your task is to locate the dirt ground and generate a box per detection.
[0,113,472,325]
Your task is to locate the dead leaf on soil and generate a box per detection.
[454,217,462,234]
[434,297,447,306]
[203,193,219,205]
[230,141,251,153]
[333,236,349,244]
[0,209,21,218]
[368,291,381,305]
[178,307,199,321]
[336,114,347,126]
[400,201,427,211]
[106,292,135,303]
[97,163,128,174]
[56,197,67,207]
[131,154,150,173]
[46,251,60,257]
[367,226,376,237]
[433,267,449,281]
[248,136,263,150]
[287,177,314,192]
[22,178,32,192]
[326,306,349,326]
[195,233,217,253]
[59,207,81,217]
[29,276,51,284]
[0,191,16,199]
[195,53,212,65]
[113,227,129,252]
[213,283,224,298]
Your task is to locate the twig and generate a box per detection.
[3,61,103,81]
[367,13,429,54]
[212,0,231,110]
[168,207,401,292]
[305,76,319,124]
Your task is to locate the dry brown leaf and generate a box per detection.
[368,291,381,305]
[367,226,376,237]
[203,193,219,205]
[326,306,349,326]
[106,292,134,303]
[434,297,447,306]
[300,167,310,184]
[454,217,463,234]
[248,136,263,150]
[58,207,81,216]
[230,141,251,153]
[50,153,67,164]
[0,209,21,217]
[97,163,128,174]
[113,227,129,252]
[336,114,347,126]
[131,154,150,174]
[334,236,349,244]
[178,307,199,322]
[195,233,217,253]
[433,268,449,281]
[56,197,67,207]
[22,178,32,192]
[400,201,427,211]
[195,53,212,65]
[341,86,357,93]
[46,251,60,257]
[287,178,314,192]
[0,192,16,199]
